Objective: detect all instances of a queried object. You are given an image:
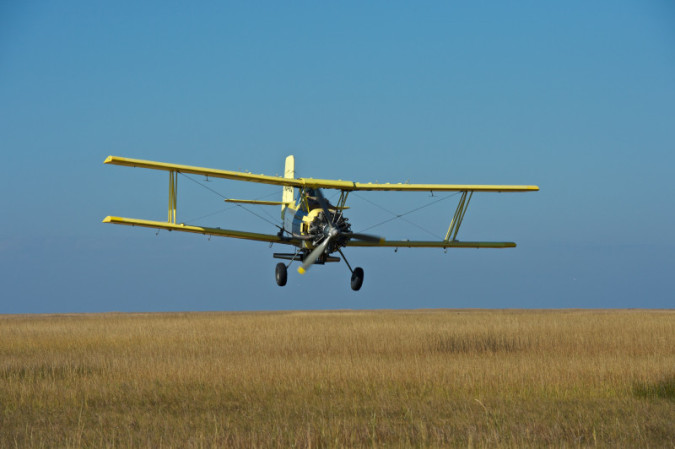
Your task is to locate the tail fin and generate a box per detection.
[282,155,295,217]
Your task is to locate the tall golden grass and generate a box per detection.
[1,310,673,448]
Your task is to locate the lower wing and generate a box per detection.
[346,240,515,248]
[102,216,298,245]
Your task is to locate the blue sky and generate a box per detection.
[1,1,673,312]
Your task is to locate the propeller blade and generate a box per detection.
[344,232,385,243]
[298,236,332,274]
[313,188,334,226]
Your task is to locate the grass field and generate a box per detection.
[1,309,673,448]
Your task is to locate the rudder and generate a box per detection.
[282,155,295,217]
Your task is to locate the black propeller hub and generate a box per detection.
[310,209,351,252]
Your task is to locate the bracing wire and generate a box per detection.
[178,172,282,230]
[355,191,460,237]
[178,172,459,238]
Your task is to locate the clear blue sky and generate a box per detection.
[1,1,673,313]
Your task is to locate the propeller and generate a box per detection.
[313,188,335,227]
[297,227,336,274]
[344,232,382,243]
[297,188,383,274]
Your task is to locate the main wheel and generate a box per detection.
[350,267,364,291]
[275,263,287,286]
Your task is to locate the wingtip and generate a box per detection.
[102,216,112,223]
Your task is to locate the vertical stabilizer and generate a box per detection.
[282,155,295,217]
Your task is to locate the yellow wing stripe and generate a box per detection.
[102,216,296,245]
[346,240,516,248]
[104,156,539,192]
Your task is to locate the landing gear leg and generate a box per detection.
[274,249,303,287]
[337,248,365,291]
[275,263,287,286]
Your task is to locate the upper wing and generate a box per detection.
[104,156,539,192]
[102,216,298,245]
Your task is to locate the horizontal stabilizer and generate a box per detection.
[225,199,291,206]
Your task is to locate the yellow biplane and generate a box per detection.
[103,155,538,290]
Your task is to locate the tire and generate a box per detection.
[275,263,287,286]
[350,267,364,291]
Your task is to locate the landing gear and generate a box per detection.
[336,247,364,291]
[350,267,364,291]
[275,263,287,286]
[274,249,364,291]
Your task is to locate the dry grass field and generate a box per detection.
[1,309,673,448]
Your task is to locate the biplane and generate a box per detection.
[103,155,538,290]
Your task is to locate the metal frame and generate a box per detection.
[336,191,349,210]
[444,191,473,242]
[168,170,178,224]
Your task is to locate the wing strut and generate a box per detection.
[168,170,178,224]
[444,191,473,242]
